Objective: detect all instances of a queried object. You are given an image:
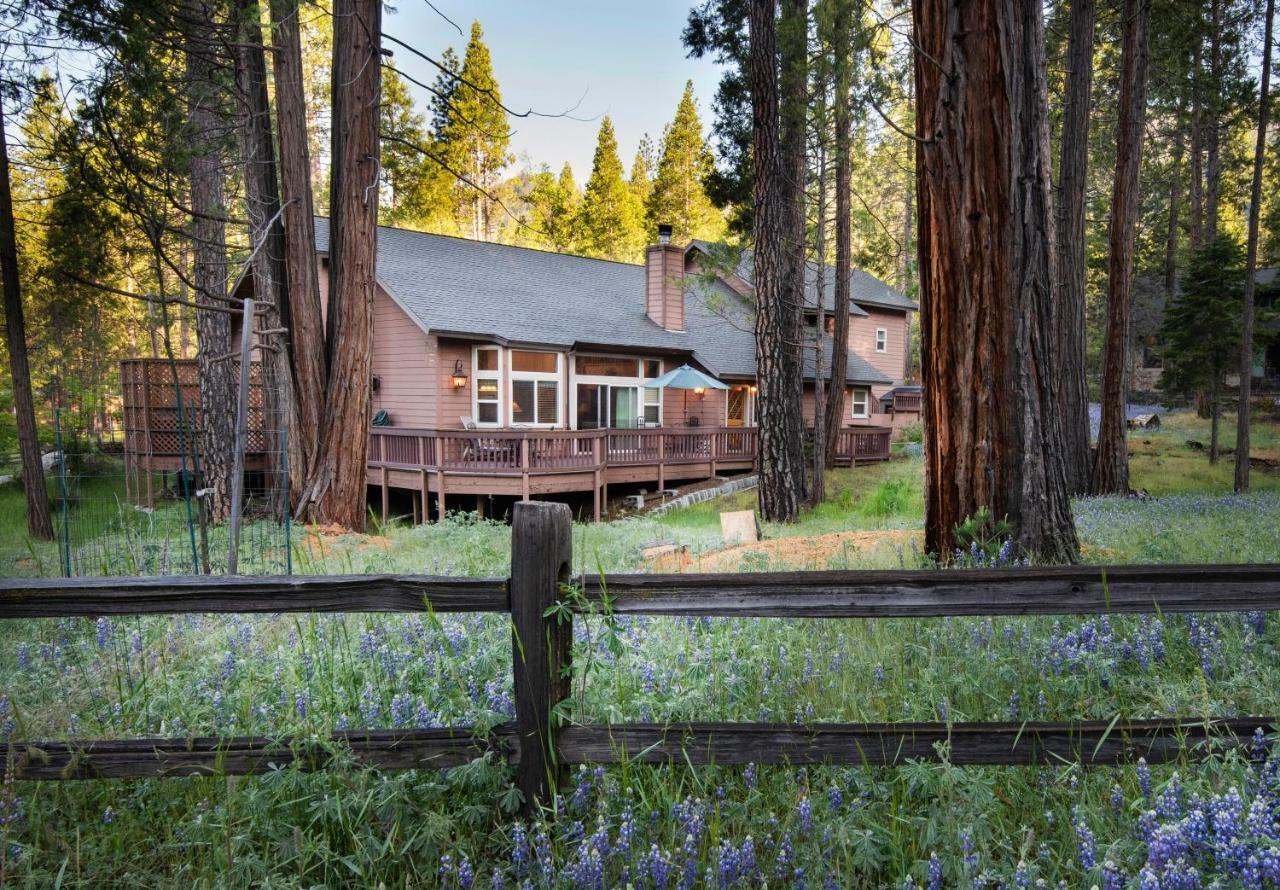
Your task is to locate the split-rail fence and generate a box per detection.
[3,501,1280,816]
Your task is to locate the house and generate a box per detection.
[121,221,917,521]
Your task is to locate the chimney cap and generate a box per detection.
[656,223,673,245]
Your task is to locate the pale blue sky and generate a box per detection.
[382,0,727,178]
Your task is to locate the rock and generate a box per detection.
[1127,414,1160,430]
[720,509,760,546]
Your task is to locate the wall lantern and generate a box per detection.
[450,359,469,389]
[693,386,706,397]
[749,385,758,395]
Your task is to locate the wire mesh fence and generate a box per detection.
[47,358,292,579]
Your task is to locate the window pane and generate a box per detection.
[536,381,559,424]
[645,359,662,379]
[476,349,498,371]
[644,405,660,424]
[644,387,661,405]
[477,402,498,423]
[512,380,534,423]
[512,351,557,373]
[575,355,639,377]
[477,379,499,401]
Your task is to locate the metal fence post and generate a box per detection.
[509,500,573,816]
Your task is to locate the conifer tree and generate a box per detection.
[526,162,582,253]
[646,81,724,242]
[578,116,644,260]
[629,149,653,209]
[439,22,512,240]
[380,66,452,230]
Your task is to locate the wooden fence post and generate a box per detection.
[510,500,573,816]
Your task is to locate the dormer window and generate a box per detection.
[875,328,888,352]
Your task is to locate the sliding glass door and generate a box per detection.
[576,383,641,429]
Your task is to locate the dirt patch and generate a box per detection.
[671,529,922,572]
[299,523,392,551]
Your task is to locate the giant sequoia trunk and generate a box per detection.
[185,2,236,524]
[914,0,1078,561]
[1054,0,1095,494]
[779,0,809,508]
[234,0,292,509]
[268,0,326,507]
[1091,0,1152,495]
[750,0,806,522]
[295,0,381,529]
[824,0,853,470]
[0,103,53,541]
[1235,0,1273,492]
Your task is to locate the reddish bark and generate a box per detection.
[914,0,1078,561]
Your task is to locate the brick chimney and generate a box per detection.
[644,224,685,332]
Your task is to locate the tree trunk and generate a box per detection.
[811,136,828,507]
[1188,53,1204,253]
[824,0,853,469]
[1164,115,1185,301]
[269,0,326,507]
[1205,0,1223,242]
[914,0,1079,562]
[235,0,293,513]
[1054,0,1095,496]
[1235,0,1273,492]
[1054,0,1096,494]
[185,0,237,524]
[779,0,809,507]
[1090,0,1152,495]
[295,0,380,529]
[750,0,805,522]
[0,102,54,541]
[1209,372,1221,463]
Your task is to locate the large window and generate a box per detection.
[510,350,560,426]
[851,387,870,419]
[643,359,663,425]
[473,346,501,425]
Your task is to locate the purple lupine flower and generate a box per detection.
[926,852,942,890]
[1137,758,1152,798]
[1074,809,1097,871]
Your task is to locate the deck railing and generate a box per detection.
[3,502,1280,819]
[892,391,922,413]
[369,425,892,474]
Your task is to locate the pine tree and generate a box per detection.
[380,66,453,230]
[525,162,582,253]
[646,81,724,243]
[1161,234,1245,462]
[578,116,644,260]
[628,149,652,209]
[439,21,512,241]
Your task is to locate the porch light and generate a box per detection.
[749,385,758,394]
[693,386,706,397]
[450,359,468,389]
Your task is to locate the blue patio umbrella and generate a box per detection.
[643,364,728,423]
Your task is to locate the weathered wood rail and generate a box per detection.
[3,503,1280,816]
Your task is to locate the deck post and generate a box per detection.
[657,432,665,491]
[509,501,573,816]
[436,469,447,522]
[380,466,389,525]
[521,438,530,501]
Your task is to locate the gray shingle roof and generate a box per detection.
[687,240,918,313]
[315,219,892,386]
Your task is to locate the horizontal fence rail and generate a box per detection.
[584,564,1280,617]
[0,575,509,618]
[4,505,1280,819]
[6,718,1276,781]
[7,564,1280,620]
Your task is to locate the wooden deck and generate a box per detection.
[368,425,892,522]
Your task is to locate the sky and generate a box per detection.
[382,0,727,178]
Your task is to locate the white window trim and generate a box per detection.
[875,328,888,353]
[471,345,503,427]
[509,350,563,428]
[851,386,870,419]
